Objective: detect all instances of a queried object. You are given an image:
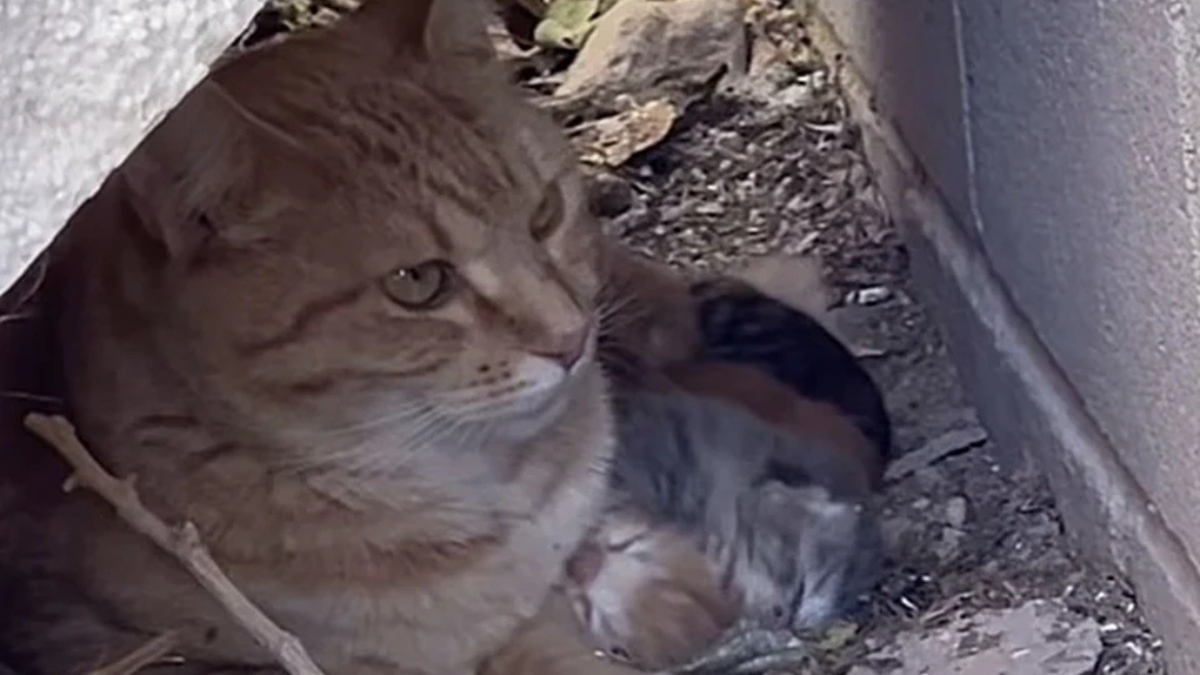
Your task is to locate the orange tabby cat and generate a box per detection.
[0,1,692,674]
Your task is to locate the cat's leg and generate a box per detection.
[480,589,648,675]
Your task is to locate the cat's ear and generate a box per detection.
[117,82,261,259]
[339,0,495,64]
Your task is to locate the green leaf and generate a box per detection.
[533,0,600,50]
[815,622,859,652]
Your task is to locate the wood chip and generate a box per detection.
[884,425,989,483]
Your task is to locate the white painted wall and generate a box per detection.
[0,0,263,288]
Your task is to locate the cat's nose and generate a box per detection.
[533,327,590,371]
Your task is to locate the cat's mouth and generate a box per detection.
[503,330,597,423]
[444,332,596,444]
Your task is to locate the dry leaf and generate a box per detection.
[571,98,678,166]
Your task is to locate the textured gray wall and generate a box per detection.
[961,0,1200,554]
[0,0,263,288]
[812,0,1200,671]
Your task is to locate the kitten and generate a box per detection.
[0,1,691,674]
[599,252,891,484]
[567,255,889,669]
[662,361,880,498]
[563,384,883,669]
[612,386,883,628]
[563,507,740,671]
[689,277,893,475]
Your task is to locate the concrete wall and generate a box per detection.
[807,0,1200,671]
[0,0,263,289]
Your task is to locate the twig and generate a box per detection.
[23,413,328,675]
[883,424,988,484]
[88,632,178,675]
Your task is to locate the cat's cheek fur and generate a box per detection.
[432,347,594,433]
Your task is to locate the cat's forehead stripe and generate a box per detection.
[428,195,495,257]
[461,261,503,296]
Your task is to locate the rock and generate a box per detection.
[944,496,969,528]
[932,526,964,563]
[556,0,747,107]
[773,82,818,109]
[880,514,919,554]
[849,600,1101,675]
[586,170,635,217]
[846,285,893,306]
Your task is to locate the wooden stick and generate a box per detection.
[23,413,328,675]
[87,632,178,675]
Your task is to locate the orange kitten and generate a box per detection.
[0,2,688,675]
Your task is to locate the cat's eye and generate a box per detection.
[382,261,454,309]
[530,184,566,240]
[608,646,631,662]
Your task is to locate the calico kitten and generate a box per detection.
[609,387,883,629]
[563,383,882,670]
[690,277,893,475]
[599,254,891,484]
[662,360,880,498]
[568,254,889,669]
[0,1,695,674]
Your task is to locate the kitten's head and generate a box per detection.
[734,482,877,630]
[566,513,738,670]
[112,0,603,456]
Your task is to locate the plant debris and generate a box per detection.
[570,97,679,166]
[884,425,989,484]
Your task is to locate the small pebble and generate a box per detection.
[587,172,635,217]
[944,496,969,528]
[933,527,964,562]
[846,285,893,305]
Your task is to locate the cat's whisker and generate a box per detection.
[597,291,641,323]
[418,493,534,525]
[283,408,449,473]
[597,299,655,337]
[0,311,40,326]
[0,390,65,404]
[312,400,435,437]
[597,347,643,378]
[334,407,492,476]
[360,417,467,474]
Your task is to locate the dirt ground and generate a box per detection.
[237,1,1169,672]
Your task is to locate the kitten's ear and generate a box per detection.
[340,0,495,63]
[117,82,257,259]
